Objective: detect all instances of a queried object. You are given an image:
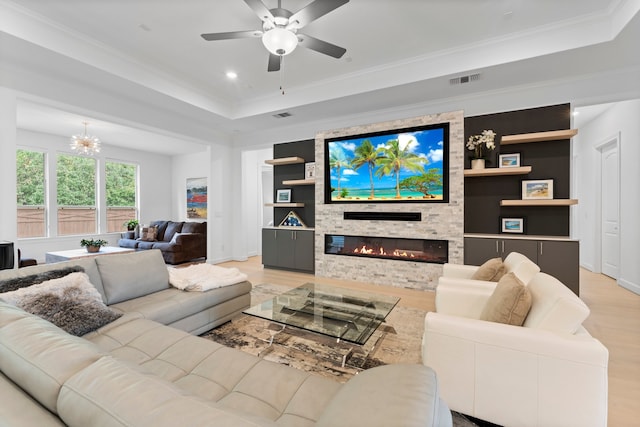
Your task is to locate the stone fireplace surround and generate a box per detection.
[314,111,464,290]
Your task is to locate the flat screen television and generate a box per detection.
[324,122,449,203]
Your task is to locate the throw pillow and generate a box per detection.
[479,272,532,326]
[0,266,85,293]
[0,272,122,336]
[471,257,506,281]
[139,225,158,242]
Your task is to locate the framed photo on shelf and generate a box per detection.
[305,162,316,179]
[276,189,291,203]
[522,179,554,200]
[501,217,525,234]
[499,153,520,168]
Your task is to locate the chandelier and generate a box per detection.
[70,121,101,155]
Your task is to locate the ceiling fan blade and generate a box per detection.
[298,34,346,58]
[201,30,262,41]
[289,0,349,29]
[268,54,281,72]
[244,0,275,22]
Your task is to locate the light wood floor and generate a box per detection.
[219,256,640,426]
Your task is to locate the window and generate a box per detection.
[105,161,137,232]
[16,149,46,238]
[56,154,96,235]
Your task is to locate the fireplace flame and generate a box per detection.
[354,245,413,258]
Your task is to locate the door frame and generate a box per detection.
[593,133,621,275]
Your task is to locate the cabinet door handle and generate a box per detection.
[540,242,543,256]
[501,241,505,254]
[495,241,499,254]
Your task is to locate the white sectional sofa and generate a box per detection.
[0,249,453,427]
[422,253,609,427]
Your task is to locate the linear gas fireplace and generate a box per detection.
[325,234,448,264]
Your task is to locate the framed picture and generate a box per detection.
[186,177,207,219]
[522,179,554,200]
[305,162,316,179]
[499,153,520,168]
[501,217,525,234]
[276,189,291,203]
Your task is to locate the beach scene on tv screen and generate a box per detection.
[327,126,446,202]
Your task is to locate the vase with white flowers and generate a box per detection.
[466,129,496,169]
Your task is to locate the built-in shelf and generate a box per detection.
[501,129,578,145]
[264,203,305,207]
[282,178,315,185]
[464,166,532,177]
[264,157,305,165]
[500,199,579,206]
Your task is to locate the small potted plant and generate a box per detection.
[80,238,108,253]
[123,219,139,239]
[124,219,139,231]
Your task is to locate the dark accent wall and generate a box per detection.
[464,104,572,236]
[273,139,315,227]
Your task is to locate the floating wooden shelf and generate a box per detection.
[264,203,305,208]
[282,178,315,185]
[464,166,532,177]
[500,199,579,206]
[265,157,305,165]
[501,129,578,145]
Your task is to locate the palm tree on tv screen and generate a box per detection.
[351,139,379,199]
[329,148,351,198]
[376,139,425,198]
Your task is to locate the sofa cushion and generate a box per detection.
[57,356,279,427]
[316,364,446,427]
[0,272,122,336]
[107,281,251,326]
[471,258,506,281]
[182,221,205,234]
[503,252,540,284]
[163,221,184,242]
[523,272,590,334]
[480,273,532,326]
[0,302,104,415]
[95,250,170,305]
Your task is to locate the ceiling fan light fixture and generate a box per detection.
[262,27,298,56]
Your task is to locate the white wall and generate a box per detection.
[172,145,238,264]
[15,128,173,263]
[240,147,272,257]
[575,99,640,294]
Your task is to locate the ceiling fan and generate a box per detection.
[201,0,349,72]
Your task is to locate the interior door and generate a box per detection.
[600,139,620,279]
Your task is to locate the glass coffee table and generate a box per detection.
[243,282,399,346]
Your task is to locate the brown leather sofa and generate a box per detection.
[118,220,206,264]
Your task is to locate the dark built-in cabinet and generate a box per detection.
[464,236,579,295]
[262,139,315,273]
[262,228,314,272]
[464,104,580,294]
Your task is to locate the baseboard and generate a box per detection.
[580,262,595,272]
[618,278,640,295]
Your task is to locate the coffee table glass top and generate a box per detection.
[243,283,400,345]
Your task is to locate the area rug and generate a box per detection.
[201,283,482,427]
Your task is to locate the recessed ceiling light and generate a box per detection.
[226,71,238,80]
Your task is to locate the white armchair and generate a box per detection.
[422,263,609,427]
